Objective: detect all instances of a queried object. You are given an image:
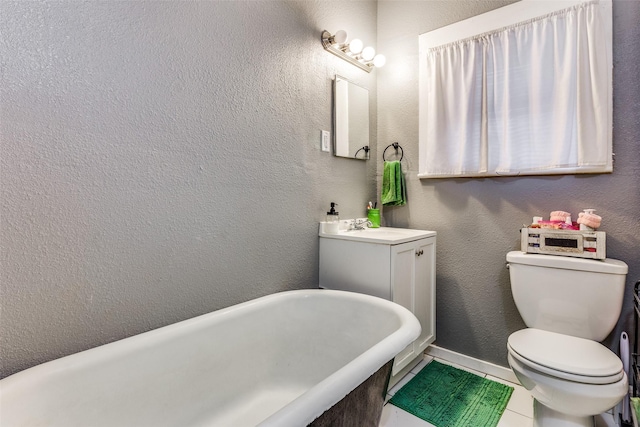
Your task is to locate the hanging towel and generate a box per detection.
[382,160,406,206]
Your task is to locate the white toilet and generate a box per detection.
[506,251,629,427]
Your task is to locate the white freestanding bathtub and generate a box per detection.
[0,289,420,427]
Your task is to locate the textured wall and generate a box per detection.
[377,0,640,367]
[0,0,379,379]
[3,0,638,381]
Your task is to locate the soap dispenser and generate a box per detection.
[323,202,340,234]
[326,202,339,223]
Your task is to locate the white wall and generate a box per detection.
[0,0,378,378]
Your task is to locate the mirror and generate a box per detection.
[333,76,370,160]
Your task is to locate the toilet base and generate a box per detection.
[533,399,594,427]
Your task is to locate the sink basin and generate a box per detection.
[319,226,436,244]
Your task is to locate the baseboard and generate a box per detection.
[425,344,519,384]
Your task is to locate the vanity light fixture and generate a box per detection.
[321,30,386,73]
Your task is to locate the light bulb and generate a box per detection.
[362,46,375,61]
[333,30,347,45]
[373,54,386,68]
[348,39,363,55]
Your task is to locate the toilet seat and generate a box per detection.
[508,328,624,385]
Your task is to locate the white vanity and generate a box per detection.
[319,225,436,385]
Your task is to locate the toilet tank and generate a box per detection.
[506,251,628,341]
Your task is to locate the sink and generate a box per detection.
[319,225,436,244]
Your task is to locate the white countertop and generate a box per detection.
[319,225,436,245]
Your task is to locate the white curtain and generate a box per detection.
[419,1,609,177]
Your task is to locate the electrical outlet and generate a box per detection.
[321,130,331,152]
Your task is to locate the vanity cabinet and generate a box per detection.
[319,228,436,377]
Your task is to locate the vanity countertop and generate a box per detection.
[319,226,436,245]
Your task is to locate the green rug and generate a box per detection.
[389,361,514,427]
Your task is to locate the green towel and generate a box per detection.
[632,397,640,423]
[382,160,406,206]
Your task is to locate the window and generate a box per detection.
[418,0,612,178]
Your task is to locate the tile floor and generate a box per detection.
[379,355,618,427]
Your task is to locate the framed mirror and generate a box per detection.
[333,75,370,160]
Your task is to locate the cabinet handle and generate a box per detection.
[416,249,424,256]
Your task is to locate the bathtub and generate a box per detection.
[0,289,420,426]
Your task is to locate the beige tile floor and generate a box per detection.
[379,355,618,427]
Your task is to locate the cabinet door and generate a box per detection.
[413,238,436,353]
[390,237,436,375]
[390,241,418,374]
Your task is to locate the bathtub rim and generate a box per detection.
[257,289,421,426]
[0,289,421,426]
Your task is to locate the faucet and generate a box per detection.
[348,219,372,231]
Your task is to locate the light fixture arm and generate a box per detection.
[321,30,373,73]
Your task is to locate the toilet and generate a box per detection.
[506,251,629,427]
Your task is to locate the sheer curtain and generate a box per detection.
[418,1,610,178]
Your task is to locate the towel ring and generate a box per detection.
[382,142,403,161]
[354,145,370,159]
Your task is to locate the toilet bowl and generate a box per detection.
[505,251,629,427]
[507,329,627,427]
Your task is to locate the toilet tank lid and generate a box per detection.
[506,251,628,275]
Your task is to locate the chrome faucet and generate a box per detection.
[348,219,372,231]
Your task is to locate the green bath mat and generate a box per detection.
[389,361,514,427]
